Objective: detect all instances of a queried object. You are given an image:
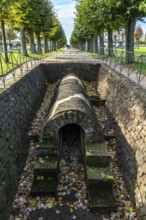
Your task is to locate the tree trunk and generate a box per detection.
[85,39,88,52]
[43,33,49,53]
[50,41,52,51]
[9,39,12,49]
[125,18,136,63]
[48,39,50,51]
[28,29,36,54]
[92,37,95,52]
[94,34,98,53]
[122,38,124,49]
[92,36,95,53]
[1,20,9,63]
[87,39,90,52]
[20,29,28,56]
[53,41,56,50]
[81,44,83,51]
[83,42,86,51]
[114,40,116,48]
[90,37,93,52]
[108,29,113,56]
[36,32,42,54]
[51,41,53,51]
[99,35,104,55]
[52,41,55,50]
[138,40,139,49]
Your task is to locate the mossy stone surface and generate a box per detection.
[37,148,58,157]
[31,177,57,195]
[86,155,111,167]
[86,142,111,156]
[87,166,113,180]
[89,188,117,212]
[39,138,58,149]
[34,156,58,169]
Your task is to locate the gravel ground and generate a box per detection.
[9,80,140,220]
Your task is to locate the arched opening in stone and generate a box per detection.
[59,123,85,162]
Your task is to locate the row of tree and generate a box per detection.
[0,0,67,62]
[71,0,146,63]
[107,25,144,49]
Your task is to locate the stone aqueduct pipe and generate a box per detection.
[42,74,102,143]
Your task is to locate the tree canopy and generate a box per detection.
[0,0,66,58]
[71,0,146,62]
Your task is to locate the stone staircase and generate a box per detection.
[31,138,117,212]
[87,95,117,213]
[86,141,117,212]
[89,95,115,140]
[89,95,106,107]
[36,138,58,157]
[31,139,58,196]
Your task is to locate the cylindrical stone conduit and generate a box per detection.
[42,74,103,145]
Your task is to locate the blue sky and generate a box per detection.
[52,0,146,43]
[51,0,76,43]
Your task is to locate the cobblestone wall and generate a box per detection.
[97,64,146,219]
[41,62,100,83]
[0,66,46,220]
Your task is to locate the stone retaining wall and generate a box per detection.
[97,64,146,219]
[41,62,100,83]
[0,65,46,220]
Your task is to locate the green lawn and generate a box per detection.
[91,48,146,75]
[134,48,146,54]
[0,48,64,76]
[113,48,146,55]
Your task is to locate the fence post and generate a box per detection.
[137,54,143,85]
[0,53,6,88]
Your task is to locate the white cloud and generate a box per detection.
[55,2,76,20]
[52,1,76,43]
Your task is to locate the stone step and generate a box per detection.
[86,142,111,167]
[104,132,115,140]
[36,139,58,157]
[37,148,58,157]
[28,134,40,142]
[89,96,106,106]
[31,176,57,196]
[33,156,58,177]
[88,188,117,213]
[87,166,113,189]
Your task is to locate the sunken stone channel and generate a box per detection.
[41,74,103,144]
[31,73,117,214]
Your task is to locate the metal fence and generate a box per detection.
[1,47,146,89]
[40,47,146,87]
[96,48,146,86]
[54,48,146,85]
[0,49,43,88]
